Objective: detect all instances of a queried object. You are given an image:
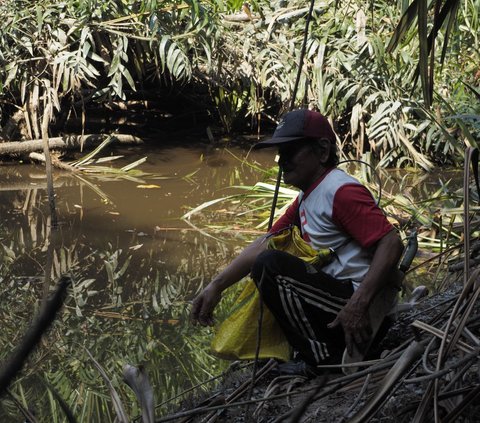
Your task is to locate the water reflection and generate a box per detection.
[0,145,273,422]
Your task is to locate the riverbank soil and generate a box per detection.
[170,280,480,422]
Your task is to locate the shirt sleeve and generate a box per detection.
[332,184,394,248]
[269,197,300,234]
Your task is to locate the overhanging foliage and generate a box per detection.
[0,0,478,168]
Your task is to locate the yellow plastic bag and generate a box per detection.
[210,226,333,362]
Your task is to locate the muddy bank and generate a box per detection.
[162,279,480,422]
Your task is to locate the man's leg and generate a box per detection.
[251,249,354,365]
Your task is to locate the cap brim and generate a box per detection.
[253,136,304,149]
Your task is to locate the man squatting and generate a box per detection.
[191,109,404,374]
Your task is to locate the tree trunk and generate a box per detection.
[0,134,143,156]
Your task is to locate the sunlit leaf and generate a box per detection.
[136,184,161,189]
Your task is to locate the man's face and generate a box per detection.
[278,141,324,190]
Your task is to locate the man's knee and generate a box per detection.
[251,249,283,284]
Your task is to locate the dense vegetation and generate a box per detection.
[0,1,479,420]
[0,0,479,169]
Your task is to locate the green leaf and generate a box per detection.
[387,0,419,53]
[121,67,136,91]
[120,157,147,172]
[417,0,430,106]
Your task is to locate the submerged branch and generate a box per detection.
[29,152,78,172]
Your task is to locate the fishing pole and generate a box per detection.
[267,0,317,230]
[247,0,317,410]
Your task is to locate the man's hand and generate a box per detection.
[328,299,372,356]
[329,230,403,356]
[190,234,268,327]
[190,284,222,326]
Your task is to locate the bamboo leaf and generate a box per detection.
[440,0,461,65]
[84,349,129,423]
[4,63,18,87]
[119,157,146,171]
[70,136,114,167]
[104,260,115,285]
[462,81,480,101]
[417,0,430,107]
[387,0,419,53]
[121,66,136,91]
[182,195,239,220]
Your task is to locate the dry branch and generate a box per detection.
[0,134,143,156]
[348,341,424,423]
[29,152,78,172]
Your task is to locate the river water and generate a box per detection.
[0,143,462,421]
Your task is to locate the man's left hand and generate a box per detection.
[328,300,372,356]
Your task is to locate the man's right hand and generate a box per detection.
[190,284,222,326]
[190,234,268,326]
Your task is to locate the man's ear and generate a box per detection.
[315,140,331,164]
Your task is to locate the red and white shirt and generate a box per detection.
[270,168,393,283]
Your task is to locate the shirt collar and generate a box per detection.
[302,167,336,200]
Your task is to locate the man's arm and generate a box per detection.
[191,197,300,327]
[190,234,269,326]
[329,229,404,355]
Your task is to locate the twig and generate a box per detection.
[157,342,423,423]
[411,320,476,353]
[282,379,326,423]
[404,347,480,384]
[339,369,387,393]
[343,374,371,419]
[442,383,480,423]
[448,255,480,272]
[200,359,275,423]
[149,362,251,414]
[406,242,462,274]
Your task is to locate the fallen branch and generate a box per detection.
[348,341,425,423]
[0,134,143,156]
[29,152,78,172]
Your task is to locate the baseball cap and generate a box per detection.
[254,109,336,149]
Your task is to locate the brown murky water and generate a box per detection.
[0,145,275,270]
